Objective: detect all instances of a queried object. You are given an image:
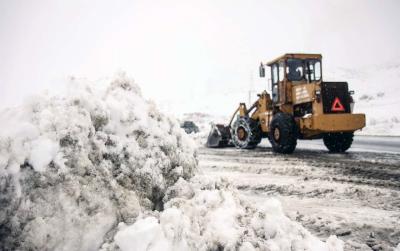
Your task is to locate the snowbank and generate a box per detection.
[110,177,344,251]
[1,73,346,251]
[0,73,197,250]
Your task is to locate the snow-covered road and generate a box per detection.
[198,139,400,250]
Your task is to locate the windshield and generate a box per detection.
[286,59,304,81]
[286,58,321,82]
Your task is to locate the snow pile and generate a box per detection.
[1,73,348,251]
[110,177,344,251]
[0,74,197,250]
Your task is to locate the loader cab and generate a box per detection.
[260,53,322,104]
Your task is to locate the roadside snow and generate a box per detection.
[1,73,346,251]
[111,177,344,251]
[0,73,197,250]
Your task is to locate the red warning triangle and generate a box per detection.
[331,97,345,112]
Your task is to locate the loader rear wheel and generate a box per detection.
[269,113,297,154]
[231,117,261,149]
[323,132,353,153]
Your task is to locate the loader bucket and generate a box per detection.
[206,124,232,148]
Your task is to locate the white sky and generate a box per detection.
[1,0,399,115]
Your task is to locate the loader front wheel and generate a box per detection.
[231,117,262,149]
[269,113,297,154]
[323,132,353,153]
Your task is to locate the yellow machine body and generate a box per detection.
[207,53,366,153]
[234,53,365,139]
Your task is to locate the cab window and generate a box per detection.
[271,64,278,84]
[315,61,321,80]
[286,58,322,82]
[271,63,279,103]
[278,61,285,81]
[305,60,321,81]
[286,59,304,81]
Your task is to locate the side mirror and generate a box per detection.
[259,63,265,78]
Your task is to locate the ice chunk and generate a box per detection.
[114,217,171,251]
[29,137,59,172]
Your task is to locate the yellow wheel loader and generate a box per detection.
[206,53,366,153]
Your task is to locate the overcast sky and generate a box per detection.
[1,0,399,114]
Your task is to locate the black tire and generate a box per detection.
[323,132,353,153]
[231,116,262,149]
[268,113,298,154]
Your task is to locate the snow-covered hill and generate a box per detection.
[325,63,400,136]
